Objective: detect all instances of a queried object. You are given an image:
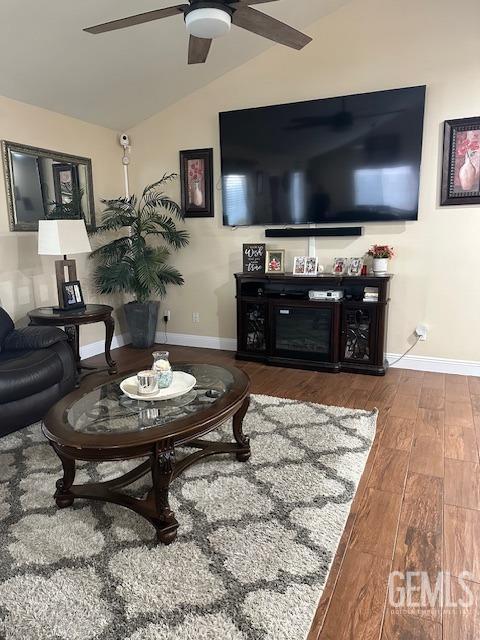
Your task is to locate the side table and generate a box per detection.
[28,304,117,377]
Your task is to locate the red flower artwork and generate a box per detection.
[188,159,205,184]
[454,130,480,192]
[457,136,479,156]
[187,159,205,207]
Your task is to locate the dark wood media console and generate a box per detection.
[235,272,392,376]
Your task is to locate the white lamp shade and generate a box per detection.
[38,219,92,256]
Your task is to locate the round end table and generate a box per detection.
[28,304,117,377]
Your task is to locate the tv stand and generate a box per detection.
[235,272,392,376]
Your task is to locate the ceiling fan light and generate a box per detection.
[185,8,231,39]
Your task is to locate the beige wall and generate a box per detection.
[0,95,126,346]
[128,0,480,362]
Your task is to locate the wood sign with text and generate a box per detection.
[242,244,266,273]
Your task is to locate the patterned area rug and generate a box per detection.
[0,395,376,640]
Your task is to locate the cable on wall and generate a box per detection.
[389,336,421,367]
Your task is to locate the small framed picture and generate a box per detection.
[305,256,318,276]
[293,256,318,276]
[293,256,306,275]
[265,250,285,274]
[62,280,85,310]
[332,258,347,275]
[348,257,364,276]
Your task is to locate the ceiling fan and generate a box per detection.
[84,0,312,65]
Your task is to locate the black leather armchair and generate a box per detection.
[0,307,76,436]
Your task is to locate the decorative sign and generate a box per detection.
[242,243,266,273]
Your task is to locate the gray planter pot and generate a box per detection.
[124,301,159,349]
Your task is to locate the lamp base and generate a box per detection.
[55,258,77,309]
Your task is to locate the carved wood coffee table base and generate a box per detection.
[51,393,251,544]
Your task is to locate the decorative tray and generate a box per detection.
[120,371,196,402]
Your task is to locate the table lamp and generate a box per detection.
[38,219,92,310]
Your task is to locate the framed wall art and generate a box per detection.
[441,117,480,206]
[53,163,80,207]
[1,140,95,232]
[179,148,214,218]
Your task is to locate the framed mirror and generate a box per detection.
[1,140,96,232]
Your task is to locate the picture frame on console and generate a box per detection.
[347,257,363,276]
[179,148,214,218]
[441,117,480,206]
[332,258,347,275]
[293,256,318,276]
[265,250,285,274]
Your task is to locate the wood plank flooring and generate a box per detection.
[85,344,480,639]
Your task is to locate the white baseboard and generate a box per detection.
[79,331,480,377]
[387,353,480,376]
[79,333,130,360]
[156,331,237,352]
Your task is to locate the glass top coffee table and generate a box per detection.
[43,364,251,544]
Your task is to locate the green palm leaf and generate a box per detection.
[142,194,183,221]
[141,173,177,199]
[89,236,131,262]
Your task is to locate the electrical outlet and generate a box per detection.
[163,310,171,323]
[192,312,200,324]
[415,324,428,341]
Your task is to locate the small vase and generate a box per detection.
[191,181,204,207]
[459,154,477,191]
[152,351,173,388]
[373,257,389,275]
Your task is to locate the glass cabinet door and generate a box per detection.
[240,302,267,353]
[341,306,378,365]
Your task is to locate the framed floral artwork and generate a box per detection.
[179,148,214,217]
[441,117,480,205]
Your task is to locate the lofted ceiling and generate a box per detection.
[0,0,349,130]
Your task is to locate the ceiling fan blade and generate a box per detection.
[188,36,212,64]
[232,6,312,50]
[84,5,187,34]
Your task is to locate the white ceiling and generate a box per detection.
[0,0,349,131]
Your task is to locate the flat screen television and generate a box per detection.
[219,85,426,226]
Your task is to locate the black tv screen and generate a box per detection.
[220,86,426,226]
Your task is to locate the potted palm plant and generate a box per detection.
[90,174,189,348]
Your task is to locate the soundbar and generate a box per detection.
[265,227,363,238]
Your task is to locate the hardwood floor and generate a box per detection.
[86,344,480,639]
